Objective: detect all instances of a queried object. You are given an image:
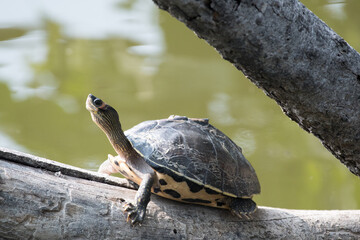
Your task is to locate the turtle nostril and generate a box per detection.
[89,94,96,100]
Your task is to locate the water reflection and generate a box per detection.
[0,0,163,100]
[0,30,47,100]
[208,93,236,125]
[0,131,28,152]
[325,2,346,19]
[0,0,359,210]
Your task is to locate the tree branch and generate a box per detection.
[152,0,360,176]
[0,147,359,239]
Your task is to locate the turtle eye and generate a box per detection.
[94,98,103,107]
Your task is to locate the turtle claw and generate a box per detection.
[123,202,146,225]
[123,202,134,212]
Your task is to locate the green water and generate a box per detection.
[1,0,359,210]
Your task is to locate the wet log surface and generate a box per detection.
[0,147,359,239]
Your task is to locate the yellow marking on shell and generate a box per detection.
[107,154,253,209]
[154,172,230,209]
[146,159,241,198]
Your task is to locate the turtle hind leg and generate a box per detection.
[229,198,257,218]
[98,158,118,175]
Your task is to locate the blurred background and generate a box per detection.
[0,0,359,210]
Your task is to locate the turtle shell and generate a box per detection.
[124,115,260,198]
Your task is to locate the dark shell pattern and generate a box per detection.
[124,116,260,198]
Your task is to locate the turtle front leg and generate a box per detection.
[98,155,119,175]
[124,173,154,225]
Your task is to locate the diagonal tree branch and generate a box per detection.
[152,0,360,176]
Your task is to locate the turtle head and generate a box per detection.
[86,94,122,134]
[86,94,143,163]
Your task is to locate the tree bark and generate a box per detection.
[151,0,360,177]
[1,147,360,239]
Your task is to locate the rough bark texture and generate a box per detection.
[1,147,360,239]
[151,0,360,176]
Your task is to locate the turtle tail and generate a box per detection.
[229,198,257,218]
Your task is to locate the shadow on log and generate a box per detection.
[0,147,359,239]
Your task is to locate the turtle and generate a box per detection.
[86,94,260,225]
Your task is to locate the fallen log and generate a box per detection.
[151,0,360,177]
[0,147,359,239]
